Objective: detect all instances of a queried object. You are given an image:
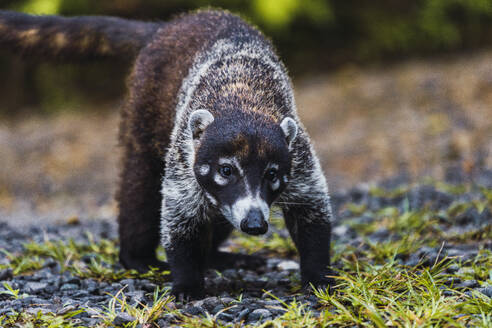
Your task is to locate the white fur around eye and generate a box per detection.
[214,173,228,186]
[199,164,210,176]
[219,157,244,176]
[271,179,280,191]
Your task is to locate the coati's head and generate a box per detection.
[189,109,297,235]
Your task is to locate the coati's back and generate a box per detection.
[122,10,282,159]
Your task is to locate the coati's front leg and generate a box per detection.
[161,180,211,300]
[282,203,333,289]
[166,223,211,300]
[279,145,334,290]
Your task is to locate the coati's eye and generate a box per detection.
[219,164,233,177]
[265,168,278,182]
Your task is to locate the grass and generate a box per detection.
[91,286,175,327]
[0,184,490,327]
[0,234,170,283]
[0,310,87,328]
[312,259,491,327]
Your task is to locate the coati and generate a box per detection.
[0,9,334,299]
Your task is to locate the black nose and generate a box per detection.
[240,209,268,235]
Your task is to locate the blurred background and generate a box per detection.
[0,0,491,224]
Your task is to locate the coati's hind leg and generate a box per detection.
[117,148,168,272]
[208,216,266,270]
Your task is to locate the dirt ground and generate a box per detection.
[1,50,491,225]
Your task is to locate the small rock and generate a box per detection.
[85,307,101,316]
[184,306,205,316]
[219,297,235,305]
[56,305,77,315]
[23,297,49,306]
[265,278,278,289]
[73,290,90,298]
[62,277,80,285]
[332,225,349,237]
[140,281,157,292]
[443,290,455,297]
[166,301,177,310]
[455,208,481,226]
[120,279,135,292]
[456,280,479,289]
[61,298,79,307]
[266,258,282,269]
[127,291,145,305]
[222,269,239,279]
[25,282,48,294]
[0,268,13,280]
[368,228,390,242]
[444,277,461,286]
[217,312,234,322]
[236,308,251,322]
[113,312,136,326]
[83,279,98,293]
[478,286,492,298]
[80,318,100,326]
[277,260,299,271]
[278,278,291,286]
[248,308,272,322]
[195,296,219,312]
[447,264,460,273]
[25,307,52,315]
[0,308,14,316]
[211,304,224,314]
[60,283,79,291]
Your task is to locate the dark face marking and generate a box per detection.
[193,113,292,233]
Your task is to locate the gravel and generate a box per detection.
[113,312,136,326]
[0,167,490,326]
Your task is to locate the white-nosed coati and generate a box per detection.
[0,9,334,299]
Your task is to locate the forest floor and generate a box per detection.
[0,50,491,327]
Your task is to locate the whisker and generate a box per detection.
[274,201,311,206]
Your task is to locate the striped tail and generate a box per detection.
[0,10,160,60]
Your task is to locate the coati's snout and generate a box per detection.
[240,209,268,235]
[189,109,298,233]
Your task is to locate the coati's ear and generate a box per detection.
[188,109,214,140]
[280,117,298,147]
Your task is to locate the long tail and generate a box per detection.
[0,10,160,60]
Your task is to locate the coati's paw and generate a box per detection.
[210,251,266,270]
[172,282,205,302]
[301,271,335,294]
[119,254,169,273]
